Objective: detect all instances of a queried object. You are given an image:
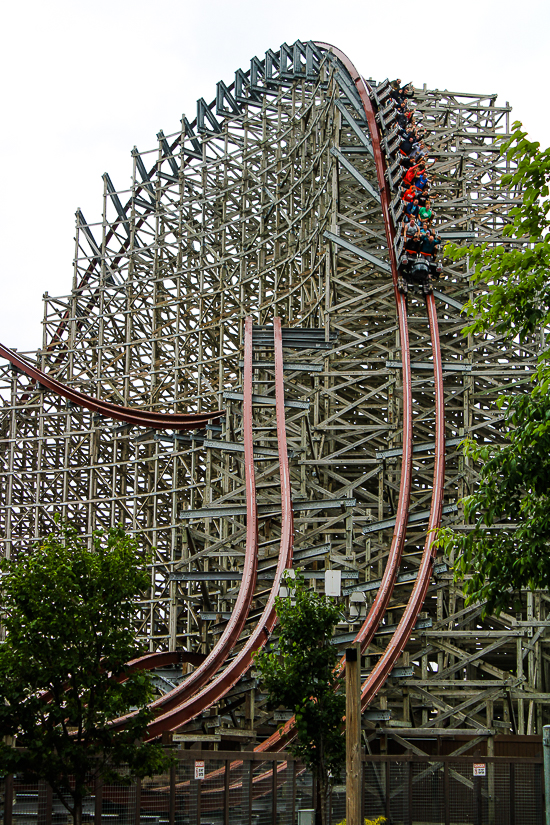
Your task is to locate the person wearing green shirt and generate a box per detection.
[419,201,433,222]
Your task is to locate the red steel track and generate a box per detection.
[340,57,413,657]
[256,44,417,754]
[0,343,223,431]
[110,317,259,729]
[257,44,445,752]
[361,293,445,708]
[141,316,294,738]
[103,42,446,757]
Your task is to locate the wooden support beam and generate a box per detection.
[346,644,361,825]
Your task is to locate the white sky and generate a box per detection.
[1,0,548,353]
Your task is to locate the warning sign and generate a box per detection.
[195,760,205,780]
[473,763,486,777]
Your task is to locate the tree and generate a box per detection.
[254,574,345,825]
[436,122,550,615]
[0,521,170,825]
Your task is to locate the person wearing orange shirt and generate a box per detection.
[402,185,419,204]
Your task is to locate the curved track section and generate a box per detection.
[312,47,446,715]
[143,316,293,737]
[258,46,445,752]
[0,344,223,430]
[361,292,445,708]
[110,318,259,728]
[256,45,416,754]
[125,651,206,672]
[334,50,413,656]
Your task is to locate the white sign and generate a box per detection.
[195,760,205,780]
[325,570,341,597]
[473,763,486,777]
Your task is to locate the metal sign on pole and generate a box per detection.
[346,643,361,825]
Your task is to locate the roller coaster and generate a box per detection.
[1,41,548,757]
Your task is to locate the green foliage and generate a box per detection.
[0,521,170,823]
[335,818,386,825]
[255,574,345,787]
[436,123,550,615]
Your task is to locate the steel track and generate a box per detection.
[257,44,445,753]
[108,317,259,731]
[361,292,445,708]
[0,343,223,431]
[142,317,294,738]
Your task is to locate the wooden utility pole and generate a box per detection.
[346,644,361,825]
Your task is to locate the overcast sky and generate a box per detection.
[1,0,548,353]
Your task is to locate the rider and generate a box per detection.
[415,171,430,191]
[404,197,420,222]
[403,217,420,240]
[403,161,425,187]
[420,231,440,260]
[402,184,419,204]
[419,198,434,222]
[400,134,416,157]
[386,79,443,297]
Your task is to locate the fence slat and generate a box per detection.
[248,760,253,825]
[224,759,230,825]
[444,761,450,825]
[134,777,141,825]
[169,764,176,825]
[4,776,12,825]
[510,762,516,825]
[94,777,102,825]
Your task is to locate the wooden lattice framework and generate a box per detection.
[1,41,548,746]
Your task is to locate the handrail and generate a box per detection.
[360,292,445,708]
[0,343,223,431]
[142,316,294,737]
[108,318,259,729]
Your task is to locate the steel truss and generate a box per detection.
[1,41,548,748]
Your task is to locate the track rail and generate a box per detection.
[125,651,206,672]
[0,343,223,431]
[342,60,413,657]
[109,318,259,729]
[142,316,293,738]
[303,45,445,713]
[347,59,445,706]
[361,292,445,708]
[256,44,415,754]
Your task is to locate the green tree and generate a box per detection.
[437,122,550,615]
[254,574,345,825]
[0,521,170,825]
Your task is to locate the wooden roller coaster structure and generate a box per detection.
[1,41,549,757]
